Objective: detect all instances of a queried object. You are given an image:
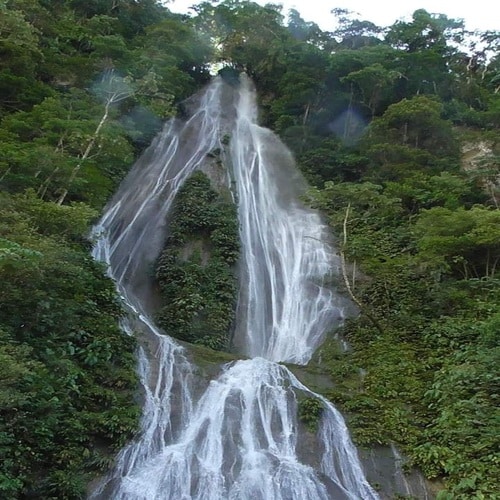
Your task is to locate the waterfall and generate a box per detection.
[90,75,378,499]
[232,76,345,364]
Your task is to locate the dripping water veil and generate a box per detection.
[89,73,378,499]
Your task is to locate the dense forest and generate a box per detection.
[0,0,498,498]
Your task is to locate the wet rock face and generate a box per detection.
[293,410,435,498]
[360,446,437,500]
[288,363,438,499]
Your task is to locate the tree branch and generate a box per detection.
[340,203,384,333]
[57,72,132,205]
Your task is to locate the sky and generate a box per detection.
[167,0,500,32]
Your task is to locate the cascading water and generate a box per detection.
[90,75,378,499]
[231,79,344,364]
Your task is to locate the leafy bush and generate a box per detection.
[155,171,240,351]
[0,193,139,498]
[298,397,324,432]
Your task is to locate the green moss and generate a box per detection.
[185,342,241,379]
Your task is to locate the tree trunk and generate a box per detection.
[57,99,112,205]
[57,72,132,205]
[340,204,384,334]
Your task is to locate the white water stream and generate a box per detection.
[90,76,378,499]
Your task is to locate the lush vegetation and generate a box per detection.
[1,0,499,498]
[0,0,211,497]
[155,171,240,351]
[309,187,500,497]
[0,193,140,497]
[298,396,324,433]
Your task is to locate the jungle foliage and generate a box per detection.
[1,0,499,498]
[155,171,240,351]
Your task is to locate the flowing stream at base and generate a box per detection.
[90,75,378,499]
